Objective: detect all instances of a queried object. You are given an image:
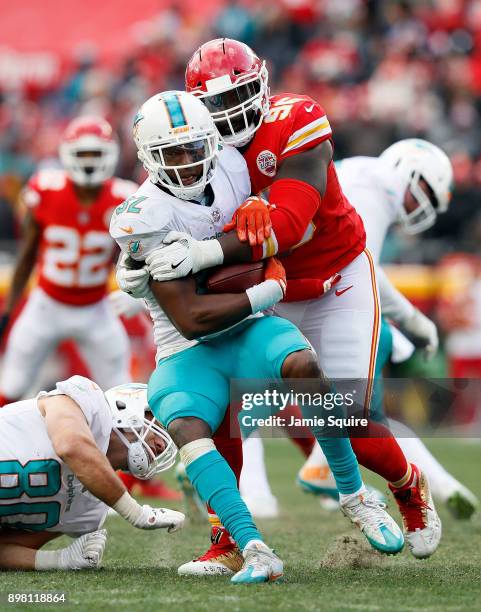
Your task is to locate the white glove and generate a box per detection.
[116,252,151,298]
[109,290,146,318]
[145,231,224,281]
[401,308,439,360]
[112,491,184,532]
[35,529,107,570]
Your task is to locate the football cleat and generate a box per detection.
[231,540,284,584]
[340,489,404,555]
[319,486,387,512]
[242,494,279,519]
[175,462,208,523]
[446,485,479,521]
[390,464,441,559]
[296,463,339,499]
[178,526,243,576]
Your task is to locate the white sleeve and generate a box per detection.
[48,376,112,453]
[110,200,173,262]
[377,266,415,324]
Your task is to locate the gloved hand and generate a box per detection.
[35,529,107,570]
[109,290,146,318]
[223,196,275,246]
[264,257,287,297]
[116,252,150,298]
[145,231,223,281]
[112,491,185,532]
[129,505,185,532]
[401,307,439,360]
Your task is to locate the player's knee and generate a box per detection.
[282,349,321,379]
[168,417,212,448]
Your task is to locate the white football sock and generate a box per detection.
[240,436,274,500]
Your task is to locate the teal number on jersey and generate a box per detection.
[115,195,147,215]
[0,502,61,531]
[0,460,62,531]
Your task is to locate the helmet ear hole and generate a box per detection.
[116,400,127,410]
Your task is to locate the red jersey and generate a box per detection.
[23,169,138,306]
[243,93,366,280]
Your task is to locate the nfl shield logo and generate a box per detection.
[211,207,221,223]
[256,150,277,177]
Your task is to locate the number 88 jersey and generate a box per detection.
[0,378,112,536]
[23,169,138,306]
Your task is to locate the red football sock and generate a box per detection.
[349,421,410,485]
[279,405,316,457]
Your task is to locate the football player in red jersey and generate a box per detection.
[0,116,135,403]
[129,38,442,570]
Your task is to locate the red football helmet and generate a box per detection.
[185,38,269,147]
[59,116,119,186]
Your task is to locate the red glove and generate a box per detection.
[284,274,341,302]
[264,257,287,297]
[223,196,274,247]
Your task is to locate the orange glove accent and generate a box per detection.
[223,196,274,247]
[264,257,287,296]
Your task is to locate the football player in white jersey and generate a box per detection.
[298,139,478,519]
[110,90,406,582]
[0,376,183,571]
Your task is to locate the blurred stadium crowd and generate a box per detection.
[1,0,481,387]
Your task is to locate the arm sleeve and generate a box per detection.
[252,178,320,259]
[377,266,415,324]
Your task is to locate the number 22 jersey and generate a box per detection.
[22,169,138,306]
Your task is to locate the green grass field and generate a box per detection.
[3,439,481,612]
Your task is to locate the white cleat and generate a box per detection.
[178,526,243,577]
[242,494,279,519]
[340,489,404,555]
[231,540,284,584]
[390,465,441,559]
[319,485,387,512]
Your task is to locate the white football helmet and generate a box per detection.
[59,116,119,187]
[105,383,177,480]
[380,139,453,234]
[133,90,219,200]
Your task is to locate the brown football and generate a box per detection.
[206,261,265,293]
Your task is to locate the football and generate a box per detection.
[206,261,265,293]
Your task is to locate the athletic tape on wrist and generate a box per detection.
[112,491,142,524]
[246,279,284,314]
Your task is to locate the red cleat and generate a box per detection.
[177,526,243,576]
[389,463,442,559]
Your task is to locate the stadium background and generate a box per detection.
[1,0,481,427]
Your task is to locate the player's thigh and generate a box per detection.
[148,344,229,434]
[75,299,131,388]
[276,250,380,412]
[0,292,60,396]
[234,316,311,379]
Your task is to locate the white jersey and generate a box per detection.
[110,146,251,361]
[337,156,416,328]
[336,156,405,264]
[0,376,112,536]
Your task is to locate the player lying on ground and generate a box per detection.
[0,376,183,571]
[121,39,441,567]
[110,90,405,583]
